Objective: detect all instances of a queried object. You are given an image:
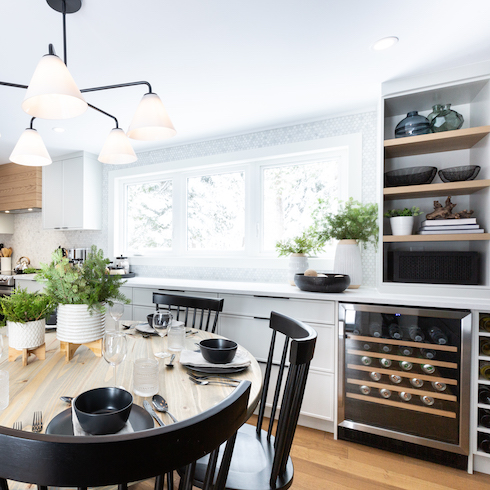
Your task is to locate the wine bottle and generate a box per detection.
[400,361,413,371]
[389,374,402,384]
[480,436,490,454]
[399,392,412,402]
[480,409,490,429]
[421,364,435,374]
[481,339,490,356]
[379,388,391,399]
[420,348,436,360]
[361,356,372,366]
[369,322,382,338]
[481,363,490,380]
[381,344,393,353]
[408,325,424,342]
[421,395,434,406]
[428,326,448,345]
[432,381,446,392]
[362,343,372,351]
[360,385,371,395]
[379,358,392,368]
[480,316,490,333]
[370,372,381,381]
[399,346,413,356]
[410,378,424,388]
[479,386,490,404]
[388,323,402,340]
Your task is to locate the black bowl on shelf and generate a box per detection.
[294,273,350,293]
[384,166,437,187]
[438,165,481,183]
[199,338,238,364]
[74,387,133,435]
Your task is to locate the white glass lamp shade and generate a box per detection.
[10,129,52,166]
[22,54,87,119]
[98,128,137,165]
[127,93,176,140]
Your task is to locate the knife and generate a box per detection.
[143,400,165,427]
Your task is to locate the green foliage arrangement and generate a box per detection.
[0,288,56,326]
[312,198,379,249]
[275,230,324,257]
[384,206,423,218]
[36,246,129,313]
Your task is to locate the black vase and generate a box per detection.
[395,111,431,138]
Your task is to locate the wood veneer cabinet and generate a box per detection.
[0,162,42,211]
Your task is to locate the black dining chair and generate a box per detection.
[192,310,317,490]
[152,292,224,333]
[0,381,251,490]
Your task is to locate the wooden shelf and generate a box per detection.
[384,126,490,158]
[383,233,490,242]
[384,179,490,200]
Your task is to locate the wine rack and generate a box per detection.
[476,313,490,456]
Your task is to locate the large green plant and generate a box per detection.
[36,246,129,313]
[312,198,379,249]
[0,288,56,326]
[275,230,324,257]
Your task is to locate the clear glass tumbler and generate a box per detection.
[168,323,185,351]
[133,358,159,397]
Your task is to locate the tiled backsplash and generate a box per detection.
[9,110,378,286]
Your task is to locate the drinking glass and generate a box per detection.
[168,323,185,351]
[109,303,125,330]
[103,331,127,387]
[152,310,173,359]
[133,358,159,397]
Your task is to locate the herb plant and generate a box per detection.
[312,198,379,249]
[275,231,324,257]
[384,206,422,218]
[36,246,129,313]
[0,288,56,326]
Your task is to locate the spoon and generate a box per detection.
[60,396,73,403]
[152,394,178,423]
[189,377,237,387]
[166,353,175,368]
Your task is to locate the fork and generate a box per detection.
[13,421,22,431]
[189,377,238,387]
[32,411,43,433]
[189,373,240,383]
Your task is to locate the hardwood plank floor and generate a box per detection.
[132,417,490,489]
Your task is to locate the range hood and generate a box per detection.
[0,163,42,213]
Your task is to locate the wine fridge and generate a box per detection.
[338,303,471,470]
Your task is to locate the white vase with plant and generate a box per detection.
[276,231,324,285]
[312,198,378,289]
[384,206,423,236]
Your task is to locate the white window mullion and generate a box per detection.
[173,174,186,255]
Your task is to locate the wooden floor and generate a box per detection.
[133,417,490,490]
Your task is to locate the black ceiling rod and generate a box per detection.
[87,103,119,129]
[62,0,67,65]
[81,81,153,94]
[0,81,27,90]
[29,117,36,129]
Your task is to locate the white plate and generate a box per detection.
[135,320,185,335]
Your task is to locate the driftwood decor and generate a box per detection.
[426,196,474,220]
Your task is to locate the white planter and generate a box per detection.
[56,304,105,344]
[334,239,362,289]
[288,253,309,286]
[8,319,45,350]
[390,216,414,236]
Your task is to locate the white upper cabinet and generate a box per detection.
[42,152,102,230]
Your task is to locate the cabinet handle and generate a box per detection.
[157,289,186,293]
[54,227,61,230]
[253,295,289,300]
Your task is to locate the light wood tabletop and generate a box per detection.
[0,324,263,432]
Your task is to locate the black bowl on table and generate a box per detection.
[199,338,238,364]
[74,387,133,435]
[294,273,350,293]
[438,165,481,183]
[384,166,437,187]
[147,313,154,327]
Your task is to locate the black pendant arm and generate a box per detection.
[0,81,28,90]
[62,0,67,65]
[29,118,36,130]
[81,80,153,94]
[87,103,119,129]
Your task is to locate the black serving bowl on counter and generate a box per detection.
[199,338,238,364]
[74,387,133,435]
[294,273,350,293]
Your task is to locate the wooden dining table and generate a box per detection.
[0,322,263,434]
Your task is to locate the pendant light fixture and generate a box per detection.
[0,0,176,166]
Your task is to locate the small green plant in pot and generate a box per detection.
[384,206,422,236]
[36,246,129,346]
[275,231,324,286]
[0,288,56,352]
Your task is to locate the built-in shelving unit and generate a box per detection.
[384,180,490,200]
[383,234,490,243]
[477,313,490,460]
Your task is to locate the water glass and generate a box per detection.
[0,370,9,410]
[168,323,185,351]
[133,358,159,397]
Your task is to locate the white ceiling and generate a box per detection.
[0,0,490,163]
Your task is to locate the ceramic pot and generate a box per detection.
[288,253,309,286]
[56,304,105,344]
[334,240,362,289]
[8,319,45,350]
[390,216,414,236]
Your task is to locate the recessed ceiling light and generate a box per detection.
[52,127,65,133]
[372,36,399,51]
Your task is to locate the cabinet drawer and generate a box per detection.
[133,305,156,322]
[308,321,335,372]
[220,293,335,324]
[132,287,218,307]
[119,286,133,303]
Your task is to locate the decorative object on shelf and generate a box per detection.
[36,246,129,355]
[384,207,423,236]
[1,0,176,167]
[438,165,481,183]
[275,231,324,286]
[394,111,431,138]
[384,166,437,187]
[0,288,56,366]
[294,273,350,293]
[425,196,474,220]
[417,216,483,235]
[427,104,444,125]
[312,198,378,289]
[429,104,464,133]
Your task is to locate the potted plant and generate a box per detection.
[36,246,128,345]
[276,231,324,285]
[0,288,56,351]
[384,206,423,236]
[312,198,378,288]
